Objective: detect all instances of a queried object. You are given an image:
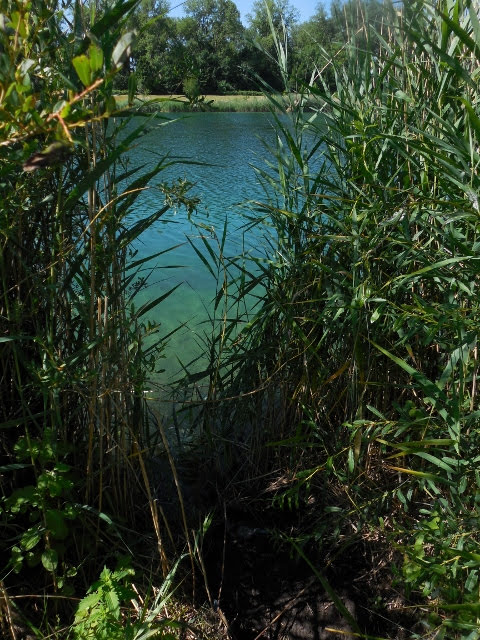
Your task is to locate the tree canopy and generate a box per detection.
[115,0,391,94]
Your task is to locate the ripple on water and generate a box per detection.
[118,112,279,384]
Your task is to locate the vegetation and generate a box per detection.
[116,0,385,94]
[196,0,480,637]
[3,0,480,638]
[115,92,308,111]
[0,0,200,636]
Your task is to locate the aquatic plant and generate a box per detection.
[195,0,480,635]
[0,0,198,631]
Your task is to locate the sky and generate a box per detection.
[168,0,317,25]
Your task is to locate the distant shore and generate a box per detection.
[114,93,312,113]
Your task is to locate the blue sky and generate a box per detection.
[168,0,317,25]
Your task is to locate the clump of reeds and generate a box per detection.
[0,0,199,627]
[194,0,480,635]
[210,96,272,112]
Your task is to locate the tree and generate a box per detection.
[329,0,386,53]
[124,0,247,94]
[247,0,299,36]
[245,0,300,89]
[182,0,246,92]
[290,0,390,91]
[115,0,187,94]
[291,3,338,88]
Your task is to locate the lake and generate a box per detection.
[120,112,281,386]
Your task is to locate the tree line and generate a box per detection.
[115,0,385,94]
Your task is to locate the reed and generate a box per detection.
[193,0,480,635]
[0,0,199,625]
[5,0,480,635]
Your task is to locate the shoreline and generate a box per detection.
[114,93,313,113]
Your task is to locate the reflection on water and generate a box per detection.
[119,112,279,385]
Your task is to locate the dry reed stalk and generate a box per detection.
[134,436,170,577]
[0,582,17,640]
[154,410,197,597]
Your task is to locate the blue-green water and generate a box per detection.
[122,112,279,384]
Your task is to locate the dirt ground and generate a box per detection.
[200,510,417,640]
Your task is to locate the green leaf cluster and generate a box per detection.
[2,430,79,583]
[73,566,135,640]
[196,0,480,635]
[72,561,184,640]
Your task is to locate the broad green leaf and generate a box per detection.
[0,463,31,471]
[105,588,120,618]
[90,0,139,38]
[21,526,41,551]
[386,465,452,484]
[72,54,91,87]
[395,90,413,103]
[460,98,480,140]
[380,439,455,451]
[414,451,455,473]
[465,570,478,592]
[88,43,103,73]
[393,256,473,286]
[41,548,58,572]
[6,485,37,513]
[441,602,480,612]
[112,31,136,68]
[45,509,69,540]
[76,591,102,614]
[347,447,355,473]
[54,462,72,473]
[437,7,480,60]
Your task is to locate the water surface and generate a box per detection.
[121,112,279,384]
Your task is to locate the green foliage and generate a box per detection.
[2,430,80,586]
[0,0,136,149]
[0,0,198,629]
[120,5,180,94]
[245,0,299,89]
[72,566,136,640]
[195,0,480,635]
[183,0,246,91]
[181,74,214,109]
[246,0,299,41]
[123,0,247,94]
[72,557,186,640]
[116,0,395,96]
[10,0,480,636]
[182,73,201,102]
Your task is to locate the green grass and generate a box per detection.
[115,93,315,112]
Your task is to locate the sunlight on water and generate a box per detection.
[119,112,279,387]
